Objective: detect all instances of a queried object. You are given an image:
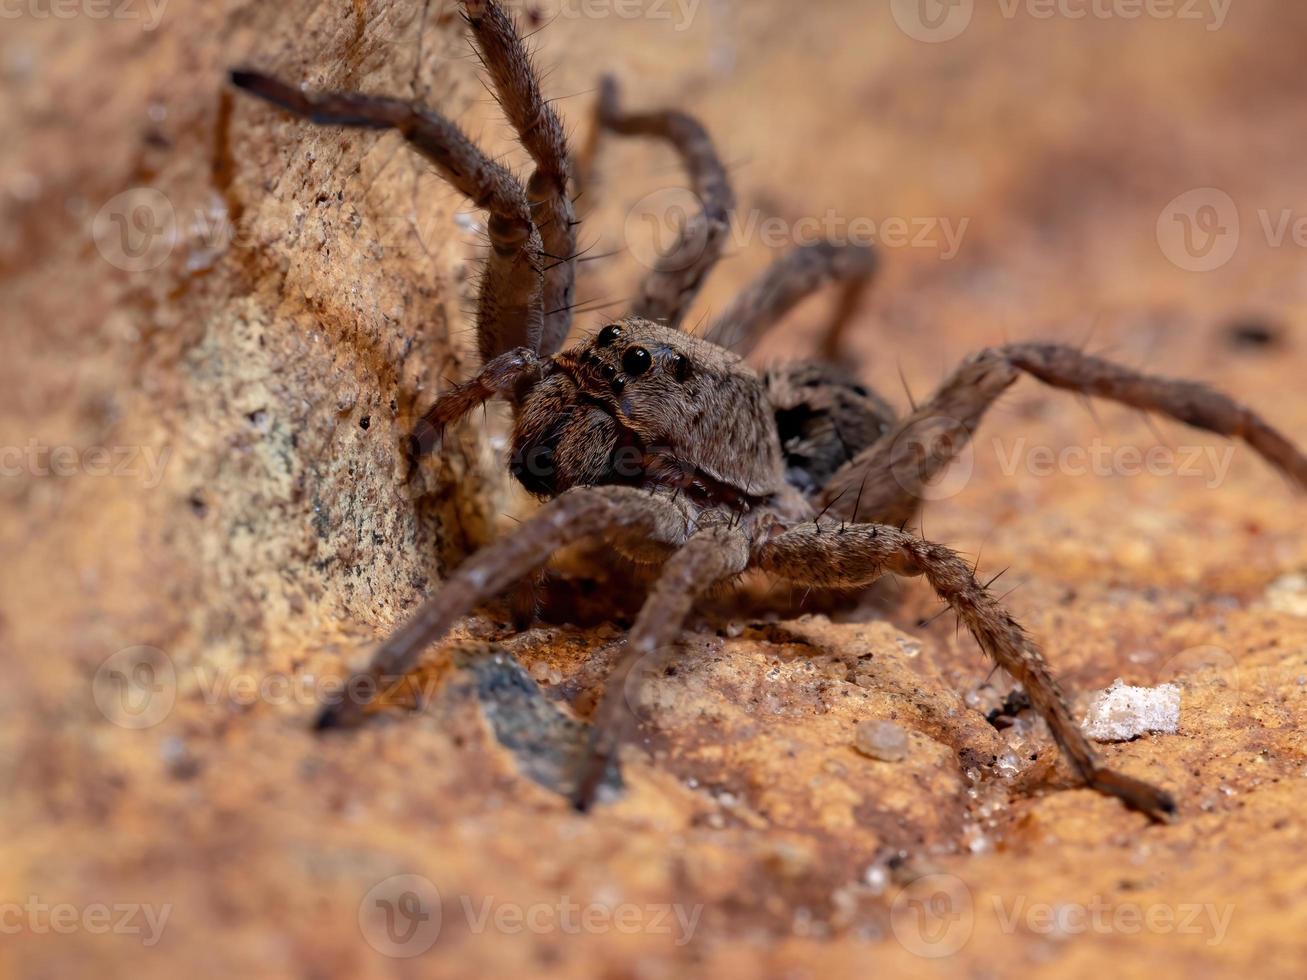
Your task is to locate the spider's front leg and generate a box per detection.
[754,520,1178,822]
[463,0,578,355]
[316,486,692,730]
[818,342,1307,526]
[574,522,751,810]
[228,67,544,362]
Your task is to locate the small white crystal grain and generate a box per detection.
[1082,679,1181,742]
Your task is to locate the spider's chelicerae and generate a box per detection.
[231,0,1306,820]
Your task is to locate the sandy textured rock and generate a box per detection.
[4,2,1307,978]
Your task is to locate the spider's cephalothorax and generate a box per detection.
[506,319,789,510]
[231,0,1307,821]
[501,317,890,515]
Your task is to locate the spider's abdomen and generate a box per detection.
[764,361,896,496]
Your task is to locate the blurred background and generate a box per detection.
[3,1,1306,977]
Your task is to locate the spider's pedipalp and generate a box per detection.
[410,346,545,458]
[753,519,1177,822]
[228,68,544,362]
[817,341,1307,527]
[463,0,578,356]
[591,75,734,329]
[315,486,693,730]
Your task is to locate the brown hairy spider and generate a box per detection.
[231,0,1307,821]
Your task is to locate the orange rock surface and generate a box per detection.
[3,2,1306,977]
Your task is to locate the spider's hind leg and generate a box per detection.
[817,341,1307,527]
[587,74,735,329]
[703,240,879,360]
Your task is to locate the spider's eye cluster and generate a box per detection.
[596,324,622,347]
[622,346,651,376]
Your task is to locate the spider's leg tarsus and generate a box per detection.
[1091,769,1178,823]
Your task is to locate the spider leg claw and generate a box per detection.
[1090,769,1178,824]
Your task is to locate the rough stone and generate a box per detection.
[5,3,1307,978]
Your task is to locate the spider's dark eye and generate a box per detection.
[670,353,692,382]
[596,324,622,347]
[622,346,651,376]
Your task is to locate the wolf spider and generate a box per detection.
[231,0,1306,821]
